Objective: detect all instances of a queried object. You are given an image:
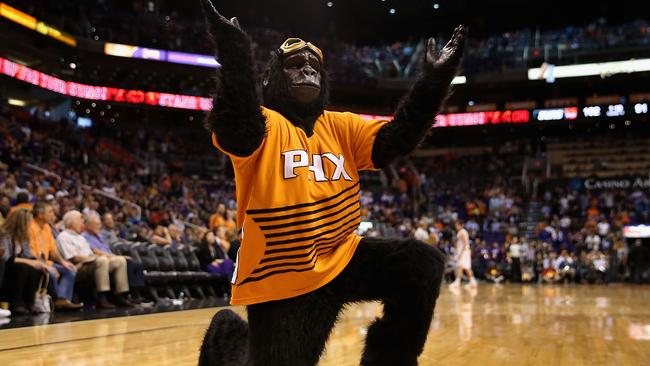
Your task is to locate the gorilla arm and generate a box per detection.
[201,0,266,157]
[370,26,467,169]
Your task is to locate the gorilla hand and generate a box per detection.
[370,25,468,169]
[200,0,248,47]
[424,25,467,76]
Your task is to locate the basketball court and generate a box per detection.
[2,285,648,365]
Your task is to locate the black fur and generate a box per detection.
[262,52,330,137]
[202,6,266,157]
[199,238,446,366]
[198,309,249,366]
[371,63,460,169]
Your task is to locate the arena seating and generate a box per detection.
[111,241,227,301]
[548,138,650,177]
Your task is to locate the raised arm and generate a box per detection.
[200,0,266,157]
[371,25,467,169]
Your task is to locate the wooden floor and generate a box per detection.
[1,284,650,365]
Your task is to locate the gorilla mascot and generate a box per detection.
[198,1,467,365]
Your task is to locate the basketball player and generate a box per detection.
[449,221,477,288]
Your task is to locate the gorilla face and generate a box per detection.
[282,49,322,104]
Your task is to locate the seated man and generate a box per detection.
[82,212,145,301]
[57,210,133,309]
[29,201,82,310]
[99,213,120,245]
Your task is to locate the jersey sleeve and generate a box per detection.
[345,113,389,171]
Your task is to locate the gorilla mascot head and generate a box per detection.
[261,38,330,135]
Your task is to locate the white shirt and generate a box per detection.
[456,229,469,252]
[509,243,521,258]
[560,216,571,228]
[585,234,601,251]
[414,227,429,242]
[597,221,610,236]
[57,229,94,260]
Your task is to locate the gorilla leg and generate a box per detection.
[331,237,446,366]
[199,309,249,366]
[246,287,343,366]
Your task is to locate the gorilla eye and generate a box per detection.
[285,58,303,69]
[309,59,321,72]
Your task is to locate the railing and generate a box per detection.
[85,186,142,221]
[24,163,62,183]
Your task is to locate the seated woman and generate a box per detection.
[197,230,234,279]
[0,209,44,315]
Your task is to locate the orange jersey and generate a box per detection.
[212,107,387,305]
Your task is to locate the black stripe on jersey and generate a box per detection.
[239,265,315,286]
[238,246,339,285]
[265,214,360,246]
[258,196,359,231]
[262,221,359,258]
[251,190,360,223]
[262,203,359,239]
[251,243,337,275]
[245,182,359,215]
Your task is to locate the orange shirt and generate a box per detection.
[223,218,237,234]
[28,220,57,265]
[209,213,225,230]
[8,202,33,216]
[587,207,600,219]
[212,107,387,305]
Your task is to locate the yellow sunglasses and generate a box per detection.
[278,38,324,64]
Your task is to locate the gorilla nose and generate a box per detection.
[302,66,317,76]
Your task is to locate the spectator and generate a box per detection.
[0,209,43,315]
[7,192,32,216]
[151,225,172,246]
[168,223,187,249]
[509,238,522,283]
[413,221,429,242]
[197,231,234,279]
[209,203,226,231]
[29,201,82,311]
[82,212,145,302]
[554,249,576,283]
[99,212,120,245]
[57,210,132,309]
[585,231,601,252]
[597,217,610,237]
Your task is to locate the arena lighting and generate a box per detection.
[452,75,466,85]
[0,2,76,46]
[533,107,578,121]
[635,103,648,114]
[104,43,221,68]
[359,109,531,127]
[0,56,212,111]
[605,104,625,117]
[7,98,26,106]
[623,225,650,239]
[583,104,627,118]
[528,59,650,80]
[435,110,530,127]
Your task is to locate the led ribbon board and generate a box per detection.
[104,43,221,68]
[0,56,212,111]
[360,110,530,127]
[0,2,76,46]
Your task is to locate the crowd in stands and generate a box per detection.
[1,100,650,317]
[7,1,650,82]
[360,151,650,285]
